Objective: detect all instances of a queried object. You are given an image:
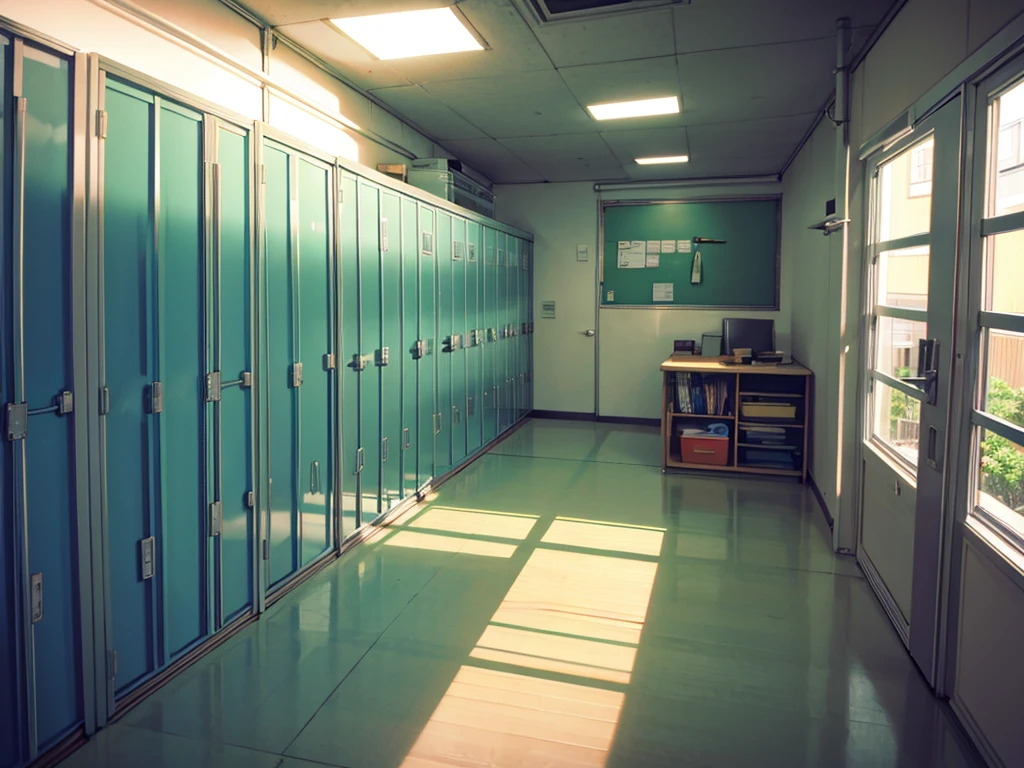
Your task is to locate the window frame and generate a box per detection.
[908,139,935,198]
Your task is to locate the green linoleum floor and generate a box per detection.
[59,419,982,768]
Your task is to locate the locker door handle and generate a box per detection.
[310,460,320,493]
[452,405,459,425]
[926,426,941,470]
[403,428,411,450]
[147,381,163,414]
[355,448,364,474]
[382,438,389,462]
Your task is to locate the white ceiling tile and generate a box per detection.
[532,8,676,67]
[558,56,683,123]
[370,85,486,140]
[423,71,595,138]
[276,21,410,91]
[499,134,627,182]
[677,38,834,125]
[383,1,554,84]
[244,0,453,26]
[673,0,891,53]
[440,138,546,182]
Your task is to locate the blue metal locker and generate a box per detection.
[400,197,419,499]
[417,206,436,489]
[435,212,453,476]
[465,222,482,454]
[358,182,382,525]
[450,218,468,466]
[339,171,360,537]
[380,192,403,510]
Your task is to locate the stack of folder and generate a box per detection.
[675,373,729,416]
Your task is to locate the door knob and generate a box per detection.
[580,329,596,337]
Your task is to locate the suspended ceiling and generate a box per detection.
[238,0,896,183]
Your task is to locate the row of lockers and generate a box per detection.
[0,34,533,768]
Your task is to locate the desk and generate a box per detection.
[660,356,813,481]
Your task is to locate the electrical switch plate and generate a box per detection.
[140,537,155,580]
[577,244,588,261]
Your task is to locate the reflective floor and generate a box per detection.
[60,419,982,767]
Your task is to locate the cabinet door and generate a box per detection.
[401,197,420,498]
[482,228,498,442]
[358,182,382,525]
[417,206,436,488]
[339,171,360,537]
[451,218,468,465]
[380,192,403,510]
[465,222,483,454]
[435,212,454,475]
[496,232,508,431]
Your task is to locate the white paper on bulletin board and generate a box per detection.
[646,240,661,255]
[653,282,674,302]
[617,240,646,268]
[661,240,677,253]
[678,240,692,253]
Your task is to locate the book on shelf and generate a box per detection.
[674,372,730,416]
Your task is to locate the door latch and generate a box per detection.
[375,347,390,367]
[148,381,163,414]
[206,372,222,402]
[291,363,304,388]
[140,537,156,580]
[900,339,939,406]
[6,403,28,441]
[349,354,366,371]
[30,573,43,623]
[412,340,427,360]
[403,427,411,450]
[209,501,222,537]
[323,353,336,370]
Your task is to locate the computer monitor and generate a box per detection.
[722,318,775,357]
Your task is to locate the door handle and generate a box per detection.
[580,329,596,337]
[899,339,939,406]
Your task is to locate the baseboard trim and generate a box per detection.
[531,409,594,421]
[597,415,660,428]
[808,471,834,530]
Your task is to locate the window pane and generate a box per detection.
[977,430,1024,527]
[875,316,927,379]
[879,140,933,241]
[984,231,1024,314]
[982,329,1024,426]
[877,245,930,309]
[993,79,1024,217]
[872,380,921,466]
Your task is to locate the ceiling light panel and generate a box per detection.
[587,96,679,121]
[330,8,483,61]
[636,155,689,164]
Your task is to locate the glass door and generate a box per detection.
[860,97,962,685]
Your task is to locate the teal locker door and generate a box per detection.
[263,143,299,584]
[482,228,497,442]
[400,197,419,498]
[297,159,333,561]
[358,182,382,525]
[417,207,436,488]
[380,192,403,510]
[507,237,519,426]
[211,123,255,619]
[158,103,207,654]
[526,241,534,413]
[450,219,468,465]
[16,42,82,749]
[435,212,454,475]
[102,80,158,694]
[339,171,360,538]
[465,222,482,454]
[496,232,508,432]
[517,238,527,421]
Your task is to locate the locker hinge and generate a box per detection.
[108,650,118,680]
[262,539,270,560]
[323,353,336,370]
[411,340,426,360]
[291,362,303,388]
[240,371,253,389]
[206,372,222,402]
[375,347,390,366]
[30,573,43,623]
[5,403,28,441]
[140,537,156,580]
[99,387,111,415]
[245,491,255,509]
[147,381,163,414]
[209,501,222,536]
[96,109,107,139]
[348,354,366,371]
[258,164,266,185]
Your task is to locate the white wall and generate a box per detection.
[1,0,487,179]
[496,180,786,420]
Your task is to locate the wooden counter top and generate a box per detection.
[660,356,812,376]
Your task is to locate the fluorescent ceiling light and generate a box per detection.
[587,96,679,121]
[330,8,483,60]
[636,155,689,165]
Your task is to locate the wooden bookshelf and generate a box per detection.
[661,356,813,482]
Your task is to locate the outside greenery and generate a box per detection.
[981,378,1024,514]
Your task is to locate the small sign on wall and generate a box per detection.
[576,244,589,261]
[541,301,556,319]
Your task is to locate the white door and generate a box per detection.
[859,97,961,686]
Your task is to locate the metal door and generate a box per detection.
[496,232,508,431]
[451,218,468,465]
[482,227,498,442]
[401,197,419,498]
[508,237,520,425]
[339,171,360,536]
[465,221,483,454]
[358,181,382,525]
[417,206,436,489]
[435,212,454,475]
[380,192,403,511]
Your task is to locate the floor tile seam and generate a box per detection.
[280,559,454,756]
[487,450,662,468]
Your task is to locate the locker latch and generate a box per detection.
[403,428,410,450]
[245,491,255,509]
[30,573,43,623]
[468,243,477,261]
[375,347,390,367]
[452,405,460,425]
[140,537,156,580]
[487,328,498,343]
[467,330,477,347]
[147,382,163,414]
[5,403,28,441]
[291,362,304,387]
[521,323,528,336]
[348,354,366,371]
[240,371,253,389]
[209,501,222,537]
[355,447,365,474]
[382,437,389,462]
[468,397,475,417]
[323,353,336,370]
[411,340,426,360]
[206,372,222,402]
[58,391,74,415]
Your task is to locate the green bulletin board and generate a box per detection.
[600,198,780,308]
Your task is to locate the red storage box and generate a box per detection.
[680,435,730,466]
